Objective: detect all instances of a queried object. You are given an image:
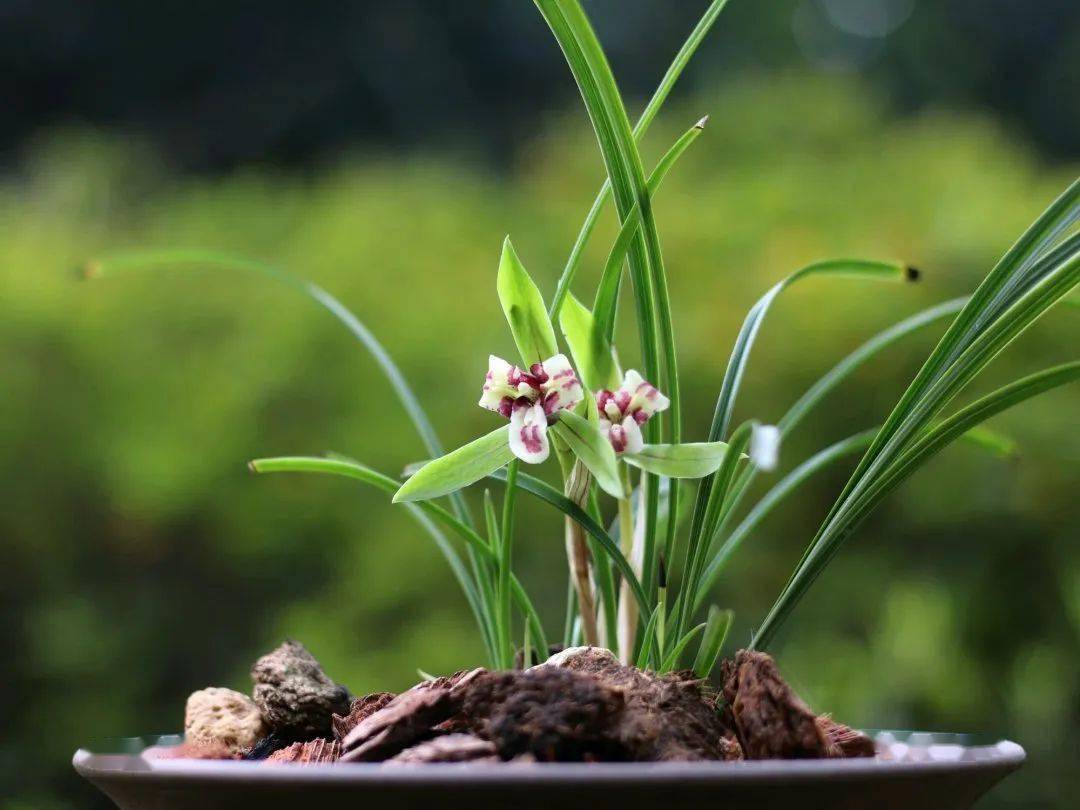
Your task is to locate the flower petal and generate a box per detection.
[479,355,518,413]
[749,424,781,471]
[509,400,550,464]
[623,369,670,420]
[620,414,644,455]
[539,353,583,414]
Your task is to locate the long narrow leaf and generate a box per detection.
[547,0,731,320]
[84,249,475,528]
[488,466,651,618]
[692,606,733,678]
[251,455,548,653]
[694,429,877,612]
[592,117,708,343]
[248,456,496,663]
[662,622,705,672]
[754,359,1080,649]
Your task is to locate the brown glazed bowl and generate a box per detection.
[74,730,1024,810]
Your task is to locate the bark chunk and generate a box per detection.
[546,646,732,761]
[461,667,628,761]
[332,692,396,741]
[266,738,341,765]
[339,671,484,762]
[721,650,829,759]
[386,734,499,765]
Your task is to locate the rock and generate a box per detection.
[720,650,829,759]
[184,687,266,754]
[332,692,396,741]
[515,643,565,669]
[145,740,239,760]
[386,734,499,765]
[533,645,615,669]
[251,640,351,740]
[266,738,341,765]
[817,715,876,758]
[547,646,731,761]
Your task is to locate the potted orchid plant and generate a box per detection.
[75,0,1077,807]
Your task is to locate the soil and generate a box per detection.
[174,643,875,766]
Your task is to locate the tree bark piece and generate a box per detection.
[721,650,830,759]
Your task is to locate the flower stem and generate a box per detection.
[565,461,600,647]
[615,467,639,663]
[498,459,520,669]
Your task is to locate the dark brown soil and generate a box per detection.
[188,645,875,765]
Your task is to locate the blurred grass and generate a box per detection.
[1,74,1077,808]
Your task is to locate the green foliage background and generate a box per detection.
[2,75,1077,807]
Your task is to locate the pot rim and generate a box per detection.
[73,730,1025,785]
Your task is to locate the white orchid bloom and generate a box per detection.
[749,424,781,471]
[479,353,584,464]
[595,369,670,454]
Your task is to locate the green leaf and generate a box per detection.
[546,0,731,320]
[82,249,476,529]
[692,607,733,678]
[248,455,497,664]
[694,428,877,613]
[488,466,651,619]
[755,356,1080,650]
[497,237,558,366]
[551,409,623,499]
[394,426,514,503]
[624,441,732,479]
[559,293,619,391]
[959,425,1018,458]
[662,622,706,672]
[250,454,548,656]
[592,117,706,344]
[634,607,663,670]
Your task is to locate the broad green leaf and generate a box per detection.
[559,293,619,391]
[624,441,732,479]
[497,237,558,366]
[394,427,513,503]
[551,409,623,498]
[692,606,733,678]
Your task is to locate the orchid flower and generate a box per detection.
[479,353,583,463]
[596,370,671,455]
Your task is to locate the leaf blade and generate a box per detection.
[498,237,558,366]
[394,426,514,503]
[552,409,623,498]
[624,441,732,479]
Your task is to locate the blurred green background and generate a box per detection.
[1,2,1078,808]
